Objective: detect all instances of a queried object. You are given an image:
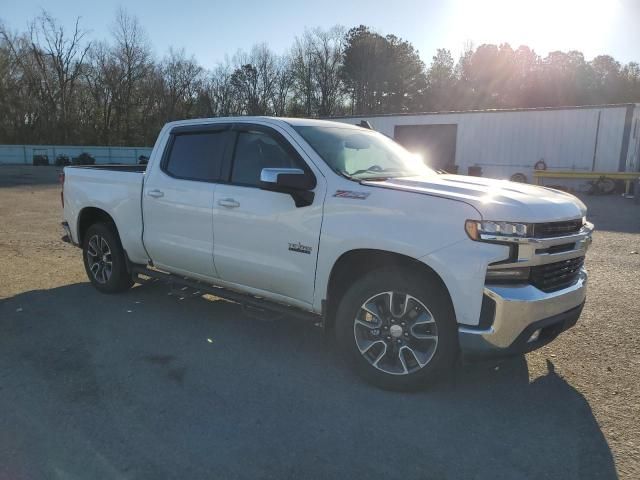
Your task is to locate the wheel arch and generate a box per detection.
[324,249,454,330]
[77,207,121,247]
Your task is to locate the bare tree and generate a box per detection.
[291,35,313,116]
[292,26,345,116]
[310,26,345,116]
[230,44,282,115]
[160,48,205,120]
[206,61,239,116]
[1,11,90,143]
[273,55,294,116]
[85,41,119,143]
[253,44,279,114]
[0,29,31,142]
[2,13,640,146]
[111,7,153,144]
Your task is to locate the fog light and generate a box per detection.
[528,329,541,343]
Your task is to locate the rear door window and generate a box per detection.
[164,129,230,182]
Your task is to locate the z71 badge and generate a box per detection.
[288,242,312,254]
[333,190,370,200]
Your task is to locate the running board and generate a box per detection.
[130,264,323,326]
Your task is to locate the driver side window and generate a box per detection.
[231,130,299,187]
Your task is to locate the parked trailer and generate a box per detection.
[332,104,640,187]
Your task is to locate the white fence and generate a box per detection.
[0,144,153,165]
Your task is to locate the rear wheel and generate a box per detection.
[82,223,133,293]
[335,268,458,391]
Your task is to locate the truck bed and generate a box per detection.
[66,164,147,173]
[63,164,148,264]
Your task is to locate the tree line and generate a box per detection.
[1,9,639,147]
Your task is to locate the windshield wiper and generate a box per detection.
[336,168,397,182]
[349,167,400,177]
[358,176,390,182]
[334,169,354,180]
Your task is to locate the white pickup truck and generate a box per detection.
[61,117,593,390]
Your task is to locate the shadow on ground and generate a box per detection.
[0,281,616,479]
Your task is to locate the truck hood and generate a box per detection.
[363,174,587,223]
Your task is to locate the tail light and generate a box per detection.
[59,172,65,208]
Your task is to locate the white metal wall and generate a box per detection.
[335,105,636,180]
[0,144,153,165]
[627,107,640,172]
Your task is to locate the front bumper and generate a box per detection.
[459,268,587,358]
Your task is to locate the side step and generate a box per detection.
[130,264,324,326]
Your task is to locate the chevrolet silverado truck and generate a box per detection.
[61,117,593,390]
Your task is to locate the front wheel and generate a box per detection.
[335,268,458,391]
[82,223,133,293]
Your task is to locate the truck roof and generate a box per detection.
[163,116,361,130]
[277,117,360,128]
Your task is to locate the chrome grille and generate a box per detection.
[530,256,584,292]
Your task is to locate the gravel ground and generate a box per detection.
[0,165,638,479]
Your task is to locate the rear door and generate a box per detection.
[212,123,325,305]
[143,123,232,278]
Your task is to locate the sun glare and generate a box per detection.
[447,0,619,58]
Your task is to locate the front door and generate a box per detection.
[212,124,325,306]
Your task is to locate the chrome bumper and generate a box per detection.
[459,221,592,358]
[459,269,587,357]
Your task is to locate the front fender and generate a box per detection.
[419,238,508,327]
[313,186,497,315]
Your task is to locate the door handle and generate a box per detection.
[147,189,164,198]
[217,198,240,208]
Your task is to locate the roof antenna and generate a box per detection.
[358,120,374,130]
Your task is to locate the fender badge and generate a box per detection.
[288,242,312,254]
[333,190,370,200]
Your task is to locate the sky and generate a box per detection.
[1,0,639,69]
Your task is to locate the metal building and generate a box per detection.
[333,103,640,183]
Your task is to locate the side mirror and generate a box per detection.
[260,168,316,190]
[260,168,316,207]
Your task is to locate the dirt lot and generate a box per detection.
[1,165,639,479]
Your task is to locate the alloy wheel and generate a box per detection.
[353,291,439,375]
[86,234,113,284]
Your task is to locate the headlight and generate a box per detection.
[465,220,530,241]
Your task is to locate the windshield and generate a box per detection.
[293,125,436,180]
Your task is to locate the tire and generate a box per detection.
[598,177,616,195]
[82,223,133,294]
[335,268,458,391]
[510,172,527,183]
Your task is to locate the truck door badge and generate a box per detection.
[288,242,312,254]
